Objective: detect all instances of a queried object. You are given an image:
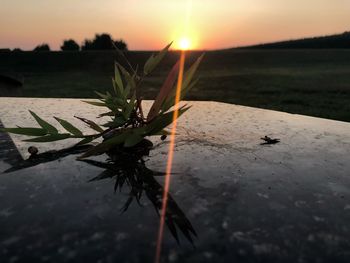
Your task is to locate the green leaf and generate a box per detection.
[144,42,172,75]
[162,78,199,112]
[99,111,115,117]
[117,63,132,84]
[153,129,171,136]
[102,116,127,128]
[74,116,104,133]
[161,53,203,112]
[78,132,129,159]
[147,60,180,121]
[114,64,124,95]
[54,117,83,136]
[94,91,109,100]
[82,100,106,107]
[23,133,71,142]
[146,105,191,135]
[0,127,47,136]
[75,136,95,146]
[124,93,136,120]
[124,132,144,147]
[182,53,204,89]
[29,110,58,134]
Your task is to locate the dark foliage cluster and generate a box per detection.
[61,39,80,51]
[81,33,127,51]
[30,33,127,52]
[33,44,51,52]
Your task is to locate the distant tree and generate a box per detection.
[114,39,128,51]
[81,39,93,51]
[61,39,80,51]
[12,48,23,52]
[33,44,50,51]
[92,33,114,50]
[81,33,128,51]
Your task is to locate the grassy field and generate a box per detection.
[1,49,350,122]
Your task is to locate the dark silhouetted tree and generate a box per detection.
[81,33,128,51]
[81,39,93,51]
[33,44,50,51]
[114,39,128,50]
[92,33,113,49]
[61,39,80,51]
[12,48,23,52]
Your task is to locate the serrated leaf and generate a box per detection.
[23,133,71,142]
[124,132,144,147]
[54,117,83,136]
[144,42,172,75]
[82,100,106,107]
[0,127,47,136]
[29,110,58,134]
[147,60,180,121]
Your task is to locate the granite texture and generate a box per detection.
[0,98,350,263]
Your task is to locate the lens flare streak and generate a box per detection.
[155,50,186,263]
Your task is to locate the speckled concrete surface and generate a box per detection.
[0,98,350,262]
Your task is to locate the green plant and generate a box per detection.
[0,43,203,159]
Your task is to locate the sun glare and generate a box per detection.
[179,37,191,50]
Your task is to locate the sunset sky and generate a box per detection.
[1,0,349,51]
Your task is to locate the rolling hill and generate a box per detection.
[240,31,350,49]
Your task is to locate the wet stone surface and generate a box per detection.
[1,98,350,262]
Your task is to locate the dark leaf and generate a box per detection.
[54,117,83,136]
[82,100,106,107]
[74,116,104,133]
[0,127,47,136]
[75,136,95,146]
[78,132,129,159]
[145,105,191,135]
[29,110,58,134]
[147,60,180,121]
[124,132,144,147]
[23,133,71,142]
[144,42,172,75]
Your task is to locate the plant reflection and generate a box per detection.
[81,155,197,245]
[2,143,197,245]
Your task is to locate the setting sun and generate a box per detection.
[179,37,191,50]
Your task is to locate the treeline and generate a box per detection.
[241,31,350,49]
[3,33,127,52]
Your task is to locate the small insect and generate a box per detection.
[260,136,280,145]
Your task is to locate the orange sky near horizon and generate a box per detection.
[0,0,349,51]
